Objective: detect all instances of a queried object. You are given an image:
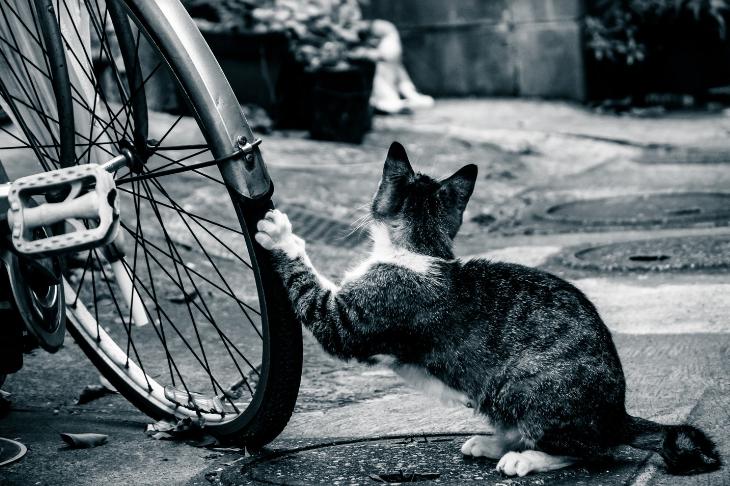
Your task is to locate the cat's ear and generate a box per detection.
[439,164,478,212]
[372,142,413,217]
[383,141,414,181]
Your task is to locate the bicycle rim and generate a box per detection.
[0,0,301,440]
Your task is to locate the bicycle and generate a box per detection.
[0,0,302,448]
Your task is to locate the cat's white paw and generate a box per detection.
[496,451,533,477]
[460,435,504,459]
[255,209,303,259]
[496,450,575,477]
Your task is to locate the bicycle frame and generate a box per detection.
[0,0,276,330]
[0,0,304,438]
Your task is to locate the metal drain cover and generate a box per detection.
[234,434,645,485]
[0,437,27,466]
[284,205,367,248]
[553,235,730,272]
[536,193,730,230]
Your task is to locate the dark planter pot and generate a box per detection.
[275,58,313,129]
[586,14,730,101]
[202,31,289,115]
[307,60,375,144]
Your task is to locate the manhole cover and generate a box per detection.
[535,193,730,230]
[637,147,730,164]
[0,437,27,466]
[552,235,730,272]
[235,434,645,485]
[285,205,367,249]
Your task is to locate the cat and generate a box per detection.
[254,141,721,477]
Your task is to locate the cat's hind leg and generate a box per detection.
[460,435,506,459]
[496,450,576,477]
[461,427,523,459]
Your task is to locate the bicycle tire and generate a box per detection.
[0,0,301,446]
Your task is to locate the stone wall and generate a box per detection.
[364,0,586,100]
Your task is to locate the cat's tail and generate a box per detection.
[622,415,721,475]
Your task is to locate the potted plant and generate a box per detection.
[584,0,730,104]
[251,0,379,143]
[183,0,290,117]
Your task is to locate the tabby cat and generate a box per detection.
[254,142,720,477]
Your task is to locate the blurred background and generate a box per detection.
[2,2,730,484]
[112,0,730,142]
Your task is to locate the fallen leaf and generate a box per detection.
[98,374,117,393]
[188,435,219,448]
[145,417,218,448]
[77,385,114,405]
[168,289,198,304]
[60,432,108,449]
[149,431,173,440]
[0,389,11,412]
[146,419,176,435]
[221,456,246,467]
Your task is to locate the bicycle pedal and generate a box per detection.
[164,386,224,414]
[6,164,120,256]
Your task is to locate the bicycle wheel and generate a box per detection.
[0,0,301,447]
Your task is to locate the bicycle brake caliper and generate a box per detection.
[6,164,120,256]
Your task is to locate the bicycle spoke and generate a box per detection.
[135,180,253,395]
[115,186,247,239]
[1,91,117,159]
[91,249,153,391]
[145,176,262,337]
[0,0,276,425]
[115,256,247,408]
[130,179,177,388]
[0,5,62,160]
[116,231,261,386]
[118,222,260,317]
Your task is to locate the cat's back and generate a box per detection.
[455,257,580,297]
[451,257,607,334]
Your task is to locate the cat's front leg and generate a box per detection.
[256,209,374,360]
[255,209,338,292]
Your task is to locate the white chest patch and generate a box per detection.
[342,223,439,283]
[370,355,471,408]
[392,363,472,408]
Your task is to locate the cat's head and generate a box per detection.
[370,141,477,258]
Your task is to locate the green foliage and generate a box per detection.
[585,0,729,65]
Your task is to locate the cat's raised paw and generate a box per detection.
[460,435,504,459]
[255,209,303,258]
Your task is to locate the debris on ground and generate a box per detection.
[369,471,441,483]
[145,417,219,448]
[98,374,117,393]
[76,384,116,405]
[0,390,10,417]
[167,289,199,304]
[60,432,108,449]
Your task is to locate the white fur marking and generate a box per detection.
[391,363,472,408]
[343,223,439,283]
[496,450,576,477]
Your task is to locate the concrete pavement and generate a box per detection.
[1,99,729,485]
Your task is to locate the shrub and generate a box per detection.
[585,0,729,65]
